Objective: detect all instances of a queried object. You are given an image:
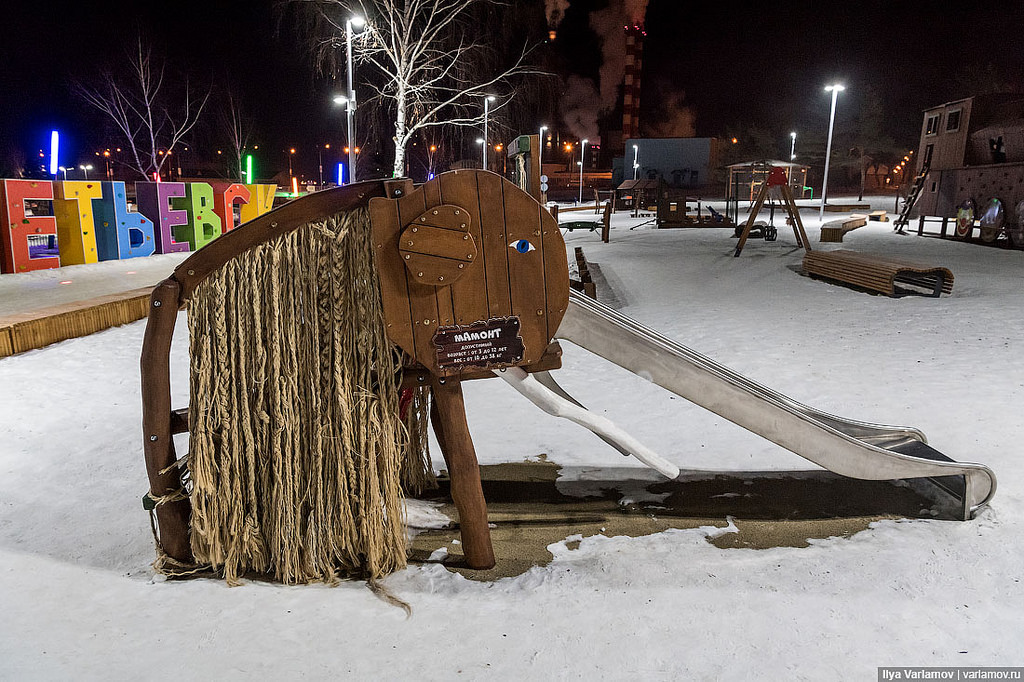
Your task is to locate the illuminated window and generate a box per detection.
[925,114,941,136]
[945,109,962,133]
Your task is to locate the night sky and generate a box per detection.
[2,0,1022,178]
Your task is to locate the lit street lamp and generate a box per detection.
[820,84,845,220]
[345,15,365,182]
[481,94,493,168]
[79,164,93,179]
[632,143,640,180]
[578,138,589,204]
[288,148,296,177]
[57,166,68,181]
[789,131,796,161]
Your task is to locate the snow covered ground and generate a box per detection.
[1,196,1022,679]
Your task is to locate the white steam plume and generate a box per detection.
[544,0,570,27]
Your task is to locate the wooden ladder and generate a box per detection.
[893,162,930,233]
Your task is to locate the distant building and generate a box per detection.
[914,94,1024,219]
[613,137,723,189]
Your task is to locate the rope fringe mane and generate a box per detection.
[183,208,418,585]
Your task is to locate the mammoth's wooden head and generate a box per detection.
[369,170,569,376]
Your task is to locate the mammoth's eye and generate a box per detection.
[509,239,536,253]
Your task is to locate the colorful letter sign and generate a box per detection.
[171,183,222,251]
[1,179,283,274]
[94,181,156,260]
[52,181,102,265]
[1,179,59,273]
[209,182,251,233]
[240,184,277,224]
[136,182,190,255]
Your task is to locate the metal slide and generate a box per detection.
[553,290,996,520]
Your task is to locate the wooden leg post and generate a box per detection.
[430,376,496,569]
[140,278,193,562]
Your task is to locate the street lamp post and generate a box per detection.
[538,125,548,172]
[820,84,845,221]
[58,166,68,181]
[632,143,640,180]
[318,143,330,188]
[482,95,495,170]
[790,131,797,160]
[345,15,365,182]
[578,138,589,205]
[288,148,295,177]
[79,164,93,179]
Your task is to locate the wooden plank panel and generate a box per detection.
[423,178,442,208]
[474,171,512,319]
[401,224,477,260]
[418,179,456,330]
[502,177,550,366]
[439,171,490,326]
[368,196,416,358]
[396,187,441,370]
[540,196,570,340]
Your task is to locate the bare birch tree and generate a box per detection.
[77,39,211,180]
[221,91,256,182]
[291,0,538,178]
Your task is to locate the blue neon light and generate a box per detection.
[49,131,59,175]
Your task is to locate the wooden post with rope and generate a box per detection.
[733,166,811,257]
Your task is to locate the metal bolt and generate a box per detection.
[404,254,411,260]
[463,234,469,240]
[458,264,464,269]
[412,227,418,232]
[534,230,541,236]
[393,189,403,197]
[432,209,438,215]
[420,217,426,222]
[187,269,195,276]
[438,276,444,281]
[149,435,158,442]
[271,222,278,228]
[467,254,473,259]
[536,309,544,316]
[408,240,414,246]
[454,209,460,215]
[423,319,431,325]
[417,272,424,277]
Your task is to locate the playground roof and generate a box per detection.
[616,178,660,190]
[726,159,810,170]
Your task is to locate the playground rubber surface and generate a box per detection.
[409,460,952,581]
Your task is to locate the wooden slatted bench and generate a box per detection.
[820,215,867,243]
[802,249,954,297]
[571,246,597,299]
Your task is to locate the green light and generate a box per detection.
[245,155,254,184]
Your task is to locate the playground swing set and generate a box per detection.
[140,168,995,585]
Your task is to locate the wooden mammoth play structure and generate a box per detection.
[142,170,995,585]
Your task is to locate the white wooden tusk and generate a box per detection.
[494,366,680,479]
